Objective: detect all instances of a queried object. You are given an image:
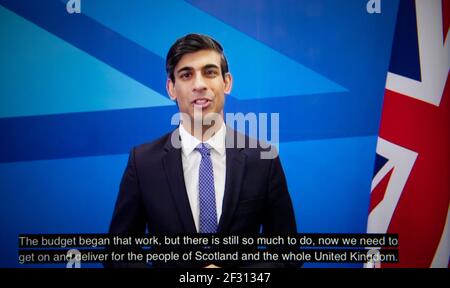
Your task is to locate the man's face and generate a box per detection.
[167,49,232,127]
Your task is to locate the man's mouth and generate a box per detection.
[192,98,212,109]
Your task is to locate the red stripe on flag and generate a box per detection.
[443,0,450,42]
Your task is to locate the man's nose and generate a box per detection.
[193,73,207,92]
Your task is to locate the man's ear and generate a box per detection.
[223,73,233,94]
[166,78,177,101]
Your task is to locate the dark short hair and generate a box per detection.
[166,33,229,82]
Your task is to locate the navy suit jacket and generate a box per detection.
[108,128,297,267]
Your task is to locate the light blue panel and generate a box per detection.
[279,136,377,234]
[279,136,377,267]
[70,0,346,99]
[0,153,128,267]
[0,5,174,118]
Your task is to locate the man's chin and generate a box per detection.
[191,109,221,121]
[203,112,223,125]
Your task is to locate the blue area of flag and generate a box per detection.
[373,153,389,177]
[388,0,421,81]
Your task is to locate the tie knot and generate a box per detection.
[195,143,211,157]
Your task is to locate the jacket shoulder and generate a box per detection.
[133,130,175,160]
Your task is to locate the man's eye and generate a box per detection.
[205,70,218,77]
[180,73,191,79]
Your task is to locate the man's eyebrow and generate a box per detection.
[176,64,219,75]
[203,64,220,70]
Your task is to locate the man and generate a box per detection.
[108,33,297,267]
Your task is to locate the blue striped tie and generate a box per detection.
[196,143,217,233]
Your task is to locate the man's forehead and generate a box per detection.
[175,49,221,71]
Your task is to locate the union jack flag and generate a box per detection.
[367,0,449,268]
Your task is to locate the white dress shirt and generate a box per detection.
[178,123,226,232]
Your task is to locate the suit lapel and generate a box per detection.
[162,129,197,233]
[218,129,247,232]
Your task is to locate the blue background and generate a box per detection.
[0,0,399,267]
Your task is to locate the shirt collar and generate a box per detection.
[179,122,226,157]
